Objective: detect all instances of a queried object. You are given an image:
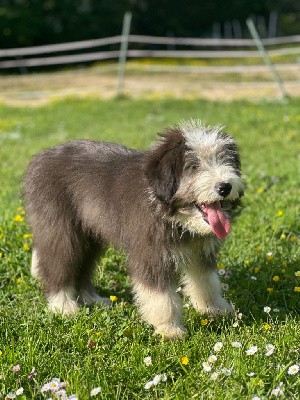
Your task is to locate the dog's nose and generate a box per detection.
[216,182,232,198]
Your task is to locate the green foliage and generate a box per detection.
[0,98,299,399]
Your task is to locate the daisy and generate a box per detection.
[271,386,283,397]
[287,364,299,375]
[246,346,258,356]
[263,306,271,313]
[265,344,275,356]
[251,396,261,400]
[210,372,219,381]
[202,361,212,372]
[15,388,24,396]
[231,341,242,348]
[207,354,217,363]
[144,381,153,390]
[213,342,223,352]
[221,368,232,376]
[90,387,101,396]
[152,374,162,385]
[143,356,152,366]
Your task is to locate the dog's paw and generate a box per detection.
[155,325,187,340]
[206,298,234,316]
[79,290,111,307]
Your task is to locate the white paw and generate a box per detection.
[155,324,187,340]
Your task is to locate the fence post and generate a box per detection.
[117,12,132,97]
[246,18,288,99]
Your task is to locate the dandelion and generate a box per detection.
[0,350,2,356]
[267,287,274,293]
[263,323,271,331]
[207,355,217,363]
[210,371,219,381]
[245,259,251,266]
[213,342,223,352]
[144,381,153,390]
[277,210,283,217]
[143,356,152,366]
[263,306,271,313]
[280,233,286,240]
[294,287,300,293]
[11,364,21,372]
[289,235,297,242]
[109,295,117,302]
[13,215,24,222]
[201,319,208,326]
[272,276,280,282]
[202,361,212,372]
[15,388,23,396]
[287,364,299,375]
[231,341,242,348]
[23,243,30,251]
[254,267,260,273]
[265,344,275,356]
[257,187,264,194]
[271,386,283,397]
[23,233,33,239]
[295,271,300,277]
[246,346,258,355]
[181,356,189,365]
[90,387,101,396]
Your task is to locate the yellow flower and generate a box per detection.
[266,252,273,260]
[280,233,286,240]
[255,246,262,253]
[110,295,117,302]
[0,252,2,258]
[13,214,24,222]
[245,259,251,266]
[0,350,2,356]
[281,268,286,274]
[201,319,208,326]
[23,233,33,239]
[272,275,280,282]
[23,243,30,251]
[277,210,283,217]
[257,187,264,194]
[16,277,23,284]
[217,263,225,269]
[17,207,25,215]
[295,271,300,277]
[181,356,189,365]
[263,323,271,330]
[0,233,3,240]
[290,235,297,242]
[294,287,300,293]
[254,267,260,273]
[266,287,274,293]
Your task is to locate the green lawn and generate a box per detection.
[0,97,299,399]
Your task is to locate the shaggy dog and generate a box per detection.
[23,120,245,339]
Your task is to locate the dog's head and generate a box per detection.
[145,120,245,239]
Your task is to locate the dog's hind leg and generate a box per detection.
[132,280,186,339]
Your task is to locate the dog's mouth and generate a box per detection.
[194,201,231,239]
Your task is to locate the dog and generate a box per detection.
[23,120,245,339]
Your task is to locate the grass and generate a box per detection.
[0,97,299,399]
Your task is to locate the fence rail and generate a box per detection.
[0,34,300,69]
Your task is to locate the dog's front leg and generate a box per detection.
[132,281,186,339]
[182,264,234,316]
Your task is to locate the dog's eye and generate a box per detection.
[184,162,199,173]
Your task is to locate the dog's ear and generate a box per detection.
[144,128,186,205]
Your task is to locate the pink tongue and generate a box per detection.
[203,202,231,239]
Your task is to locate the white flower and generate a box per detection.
[202,361,212,372]
[144,381,153,390]
[207,354,217,363]
[247,372,255,377]
[221,283,229,291]
[250,276,257,281]
[68,396,78,400]
[273,308,280,313]
[263,306,271,313]
[90,387,101,396]
[231,341,242,348]
[6,393,16,399]
[232,321,239,328]
[237,312,243,319]
[161,373,168,382]
[246,346,258,355]
[152,374,162,385]
[143,356,152,366]
[251,396,261,400]
[213,342,223,352]
[210,371,219,381]
[15,387,24,396]
[221,368,232,376]
[265,344,275,356]
[287,364,299,375]
[271,387,283,397]
[218,269,226,276]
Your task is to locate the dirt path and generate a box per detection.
[0,63,299,106]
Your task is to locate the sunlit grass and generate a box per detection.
[0,97,299,399]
